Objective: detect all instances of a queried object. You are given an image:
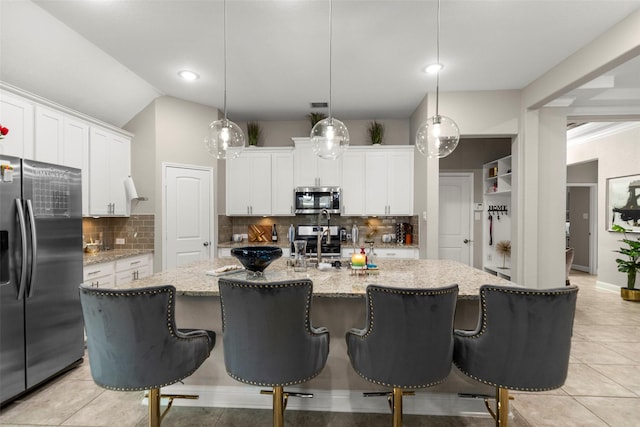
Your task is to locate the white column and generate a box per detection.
[515,107,567,288]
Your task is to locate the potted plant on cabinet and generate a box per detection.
[247,122,261,147]
[612,224,640,301]
[306,113,327,129]
[367,121,384,145]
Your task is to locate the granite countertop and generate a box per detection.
[83,249,154,266]
[113,257,512,298]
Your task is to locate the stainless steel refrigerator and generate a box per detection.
[0,155,84,405]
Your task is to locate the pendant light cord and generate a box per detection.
[223,0,228,120]
[328,0,333,120]
[435,0,441,117]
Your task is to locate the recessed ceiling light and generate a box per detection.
[178,70,199,81]
[424,63,443,74]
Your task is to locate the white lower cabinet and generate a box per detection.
[83,262,115,288]
[115,254,153,285]
[83,254,153,287]
[342,247,418,259]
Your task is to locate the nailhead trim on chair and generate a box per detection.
[80,285,212,392]
[225,369,325,388]
[452,285,579,392]
[350,285,459,389]
[219,279,318,337]
[218,278,326,387]
[358,285,459,340]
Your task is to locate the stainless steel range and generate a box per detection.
[291,225,341,258]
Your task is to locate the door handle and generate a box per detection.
[15,199,28,300]
[26,199,38,298]
[463,239,473,244]
[203,242,210,247]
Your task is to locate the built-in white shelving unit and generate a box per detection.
[483,155,512,280]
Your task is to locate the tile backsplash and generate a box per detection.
[82,215,154,251]
[218,215,419,246]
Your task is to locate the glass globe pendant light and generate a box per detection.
[416,0,459,159]
[205,0,245,160]
[310,0,349,160]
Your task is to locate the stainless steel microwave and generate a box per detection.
[294,187,341,214]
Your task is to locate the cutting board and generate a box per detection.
[249,225,271,242]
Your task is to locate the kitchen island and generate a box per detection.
[108,258,513,417]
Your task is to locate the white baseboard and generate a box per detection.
[150,384,493,418]
[571,264,590,273]
[596,280,620,293]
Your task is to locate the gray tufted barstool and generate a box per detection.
[79,284,215,427]
[218,277,329,427]
[453,284,579,426]
[345,284,459,427]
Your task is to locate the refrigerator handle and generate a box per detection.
[15,199,28,300]
[26,199,38,298]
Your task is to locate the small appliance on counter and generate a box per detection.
[395,222,413,245]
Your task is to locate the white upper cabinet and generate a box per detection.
[364,147,413,216]
[34,105,64,164]
[89,127,131,216]
[226,151,272,215]
[62,117,90,215]
[271,150,294,215]
[340,149,366,216]
[0,91,34,158]
[62,117,89,169]
[292,137,341,187]
[1,87,132,217]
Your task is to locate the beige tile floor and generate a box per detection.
[1,271,638,426]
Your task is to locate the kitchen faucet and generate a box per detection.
[317,209,331,264]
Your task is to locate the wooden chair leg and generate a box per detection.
[148,388,161,427]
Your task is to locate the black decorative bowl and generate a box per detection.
[231,246,283,274]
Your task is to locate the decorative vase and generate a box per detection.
[621,286,640,302]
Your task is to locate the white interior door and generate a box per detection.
[164,164,213,270]
[439,173,473,265]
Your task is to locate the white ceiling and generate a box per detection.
[2,0,640,127]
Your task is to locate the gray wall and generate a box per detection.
[568,160,598,183]
[124,96,221,271]
[567,186,591,269]
[568,124,640,289]
[440,138,512,268]
[235,118,410,147]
